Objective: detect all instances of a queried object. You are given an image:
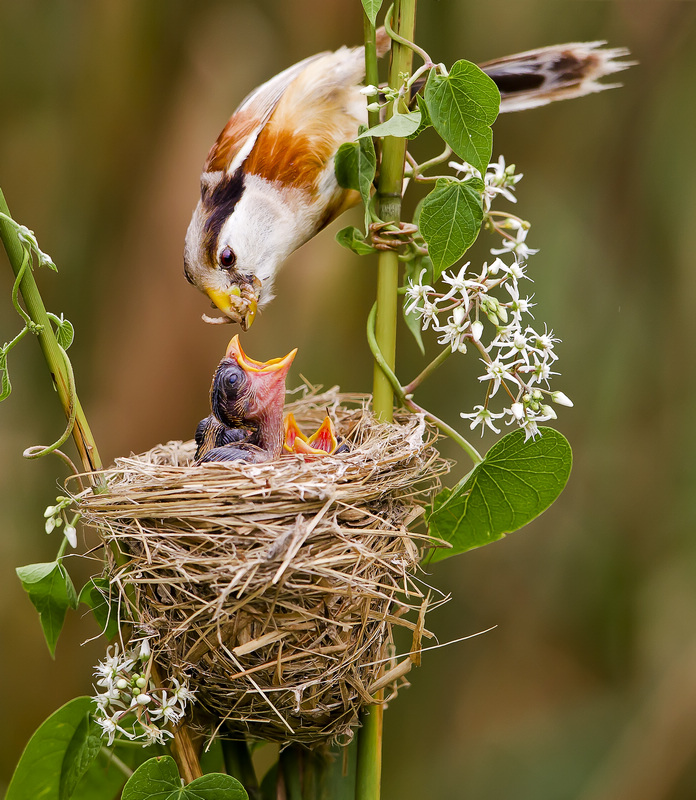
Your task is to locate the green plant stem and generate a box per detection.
[360,5,418,798]
[402,347,452,395]
[0,190,102,475]
[371,0,416,425]
[279,746,304,800]
[222,739,260,799]
[100,746,134,779]
[367,304,483,464]
[355,703,383,800]
[0,188,204,785]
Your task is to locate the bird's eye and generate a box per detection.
[219,247,236,270]
[227,372,239,387]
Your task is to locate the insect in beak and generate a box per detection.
[204,278,262,330]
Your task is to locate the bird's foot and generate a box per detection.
[368,221,419,251]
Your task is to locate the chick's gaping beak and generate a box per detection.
[204,277,261,331]
[225,335,297,386]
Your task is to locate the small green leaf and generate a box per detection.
[419,178,483,275]
[17,560,78,657]
[361,0,383,26]
[406,95,432,139]
[424,61,500,175]
[0,349,11,401]
[79,577,121,640]
[427,427,572,561]
[335,226,377,256]
[358,111,422,140]
[48,313,75,350]
[122,756,248,800]
[335,131,376,231]
[6,697,99,800]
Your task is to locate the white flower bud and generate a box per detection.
[541,405,557,419]
[366,102,381,113]
[452,306,467,327]
[551,391,574,407]
[136,677,147,689]
[360,84,379,97]
[116,678,128,690]
[64,525,77,548]
[510,402,525,421]
[44,505,56,518]
[471,320,484,342]
[139,639,151,660]
[136,693,151,706]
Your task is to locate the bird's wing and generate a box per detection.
[479,42,634,113]
[204,51,330,174]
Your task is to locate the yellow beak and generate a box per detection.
[206,286,258,331]
[225,335,297,374]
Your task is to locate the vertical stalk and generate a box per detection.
[0,189,204,785]
[0,189,102,474]
[371,0,416,423]
[360,6,418,800]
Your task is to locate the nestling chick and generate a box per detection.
[184,30,631,329]
[195,335,296,464]
[283,413,345,457]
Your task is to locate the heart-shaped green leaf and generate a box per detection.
[427,427,572,561]
[418,178,483,275]
[78,577,121,640]
[361,0,383,26]
[334,131,376,232]
[17,560,78,657]
[5,697,100,800]
[49,313,75,350]
[358,111,422,140]
[122,756,248,800]
[424,61,500,175]
[335,226,377,256]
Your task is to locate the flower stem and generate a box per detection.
[371,0,416,425]
[367,304,483,464]
[402,347,452,395]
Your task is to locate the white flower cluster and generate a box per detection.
[92,638,196,746]
[407,156,572,441]
[44,495,78,548]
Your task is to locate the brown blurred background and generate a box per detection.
[2,1,696,797]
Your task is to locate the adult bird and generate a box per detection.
[184,30,631,329]
[194,335,296,463]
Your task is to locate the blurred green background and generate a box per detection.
[2,1,695,797]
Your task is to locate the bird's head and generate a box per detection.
[184,168,300,330]
[211,335,297,430]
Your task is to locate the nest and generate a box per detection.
[73,389,449,745]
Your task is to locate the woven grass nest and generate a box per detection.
[74,388,450,745]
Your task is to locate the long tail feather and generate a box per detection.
[478,41,635,113]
